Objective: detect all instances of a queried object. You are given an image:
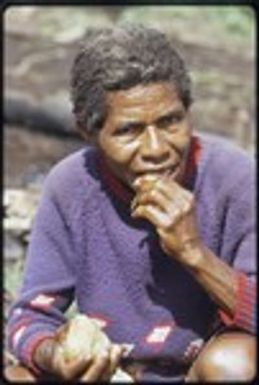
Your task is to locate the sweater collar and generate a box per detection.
[97,135,202,205]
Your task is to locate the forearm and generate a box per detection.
[180,242,238,317]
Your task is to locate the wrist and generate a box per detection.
[178,239,206,269]
[33,337,56,373]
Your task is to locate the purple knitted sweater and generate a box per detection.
[7,134,256,381]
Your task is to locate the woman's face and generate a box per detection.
[95,82,192,190]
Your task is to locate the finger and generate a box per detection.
[135,176,163,195]
[133,174,159,191]
[134,190,171,213]
[156,176,191,202]
[54,356,92,380]
[134,190,190,223]
[165,185,194,213]
[132,204,171,229]
[101,344,124,381]
[167,204,184,224]
[130,195,139,212]
[80,352,110,382]
[168,194,192,218]
[109,344,124,372]
[134,174,183,202]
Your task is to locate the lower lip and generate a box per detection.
[131,165,181,184]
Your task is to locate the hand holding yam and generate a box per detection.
[49,314,133,382]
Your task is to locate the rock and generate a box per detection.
[4,187,40,235]
[4,233,25,262]
[4,187,41,264]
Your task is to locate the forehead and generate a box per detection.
[105,82,183,122]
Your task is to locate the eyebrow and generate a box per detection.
[153,108,185,125]
[115,120,145,132]
[115,107,185,131]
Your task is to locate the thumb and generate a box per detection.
[52,344,92,380]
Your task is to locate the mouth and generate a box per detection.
[136,164,180,177]
[130,164,181,186]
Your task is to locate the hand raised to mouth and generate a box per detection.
[131,174,202,265]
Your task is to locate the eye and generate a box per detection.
[156,113,184,129]
[115,122,144,136]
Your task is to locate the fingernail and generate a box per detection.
[131,210,137,218]
[131,207,140,218]
[131,196,138,211]
[132,183,139,192]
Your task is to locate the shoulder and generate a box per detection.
[42,146,100,204]
[197,133,255,193]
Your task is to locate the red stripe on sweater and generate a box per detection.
[235,273,255,329]
[184,136,202,181]
[9,317,32,346]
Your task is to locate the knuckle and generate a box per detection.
[171,208,181,219]
[150,189,156,198]
[163,219,173,230]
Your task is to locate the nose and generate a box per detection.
[141,125,170,163]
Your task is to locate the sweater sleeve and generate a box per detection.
[218,160,256,334]
[6,176,77,374]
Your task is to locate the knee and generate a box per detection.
[187,332,256,382]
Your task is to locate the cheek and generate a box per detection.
[99,136,138,165]
[167,131,191,155]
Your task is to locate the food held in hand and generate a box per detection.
[57,314,133,382]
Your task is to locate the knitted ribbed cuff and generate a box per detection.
[8,317,33,352]
[218,272,256,333]
[14,322,58,375]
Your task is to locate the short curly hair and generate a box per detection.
[70,25,192,134]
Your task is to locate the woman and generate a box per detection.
[6,25,256,382]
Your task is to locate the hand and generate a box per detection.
[51,340,125,381]
[79,344,126,382]
[131,174,202,265]
[33,316,127,381]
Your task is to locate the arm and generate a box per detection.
[32,317,127,381]
[179,242,256,333]
[7,174,128,381]
[180,242,238,316]
[131,173,256,334]
[6,176,76,375]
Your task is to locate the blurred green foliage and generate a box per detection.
[120,6,254,53]
[6,5,254,54]
[4,259,24,299]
